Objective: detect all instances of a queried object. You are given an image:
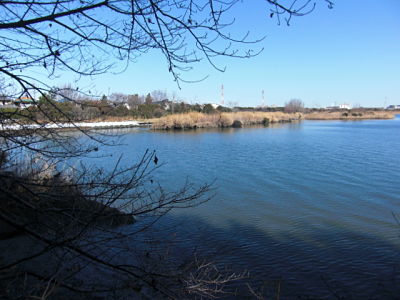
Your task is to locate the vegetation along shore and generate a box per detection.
[151,110,397,130]
[304,110,396,120]
[151,111,302,129]
[1,91,397,131]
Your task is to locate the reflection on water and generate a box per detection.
[76,117,400,298]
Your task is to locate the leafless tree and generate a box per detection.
[56,84,81,101]
[109,93,129,103]
[0,0,333,298]
[227,101,238,108]
[0,0,333,95]
[151,89,168,102]
[0,150,228,299]
[127,93,142,109]
[284,98,305,113]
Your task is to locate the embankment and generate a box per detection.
[0,120,150,131]
[304,110,395,120]
[152,112,302,130]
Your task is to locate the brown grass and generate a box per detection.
[304,110,395,120]
[152,112,302,129]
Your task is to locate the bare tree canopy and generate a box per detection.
[0,0,333,298]
[284,98,305,113]
[0,0,333,95]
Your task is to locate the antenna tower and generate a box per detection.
[221,84,224,106]
[262,90,265,107]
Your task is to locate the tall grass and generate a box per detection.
[152,112,302,129]
[304,110,395,120]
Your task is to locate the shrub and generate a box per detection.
[284,99,304,113]
[153,107,165,118]
[232,120,243,128]
[263,117,270,126]
[203,104,217,114]
[217,105,232,113]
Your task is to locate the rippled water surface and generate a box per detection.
[85,116,400,298]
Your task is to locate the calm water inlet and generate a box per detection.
[84,116,400,298]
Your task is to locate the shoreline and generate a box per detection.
[304,110,395,120]
[151,111,396,130]
[1,111,396,132]
[151,111,303,130]
[0,120,151,131]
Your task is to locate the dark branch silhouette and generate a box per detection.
[0,0,333,298]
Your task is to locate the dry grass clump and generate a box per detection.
[152,112,302,129]
[304,110,395,120]
[231,111,301,125]
[0,160,134,239]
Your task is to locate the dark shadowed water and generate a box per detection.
[81,116,400,298]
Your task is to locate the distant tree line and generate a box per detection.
[1,84,311,123]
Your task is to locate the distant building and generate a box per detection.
[0,95,39,109]
[386,105,400,110]
[14,97,35,108]
[326,103,351,110]
[153,99,172,110]
[58,98,70,103]
[339,104,351,109]
[0,96,14,107]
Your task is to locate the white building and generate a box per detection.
[0,96,14,107]
[339,103,351,110]
[327,103,351,110]
[14,97,36,108]
[386,105,400,110]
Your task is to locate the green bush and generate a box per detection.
[217,105,232,113]
[203,104,217,114]
[263,117,270,126]
[232,120,243,128]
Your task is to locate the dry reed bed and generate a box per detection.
[304,111,395,120]
[152,112,302,129]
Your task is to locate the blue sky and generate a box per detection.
[53,0,400,108]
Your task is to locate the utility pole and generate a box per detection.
[262,90,265,107]
[221,84,224,106]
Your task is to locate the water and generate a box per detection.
[79,117,400,298]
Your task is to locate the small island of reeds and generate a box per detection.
[151,109,397,130]
[151,111,303,130]
[304,110,395,120]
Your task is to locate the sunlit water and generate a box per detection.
[77,116,400,298]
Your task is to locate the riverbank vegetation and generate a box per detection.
[304,110,395,120]
[1,93,395,132]
[0,149,223,299]
[0,88,291,124]
[1,88,395,127]
[0,157,135,238]
[152,111,302,129]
